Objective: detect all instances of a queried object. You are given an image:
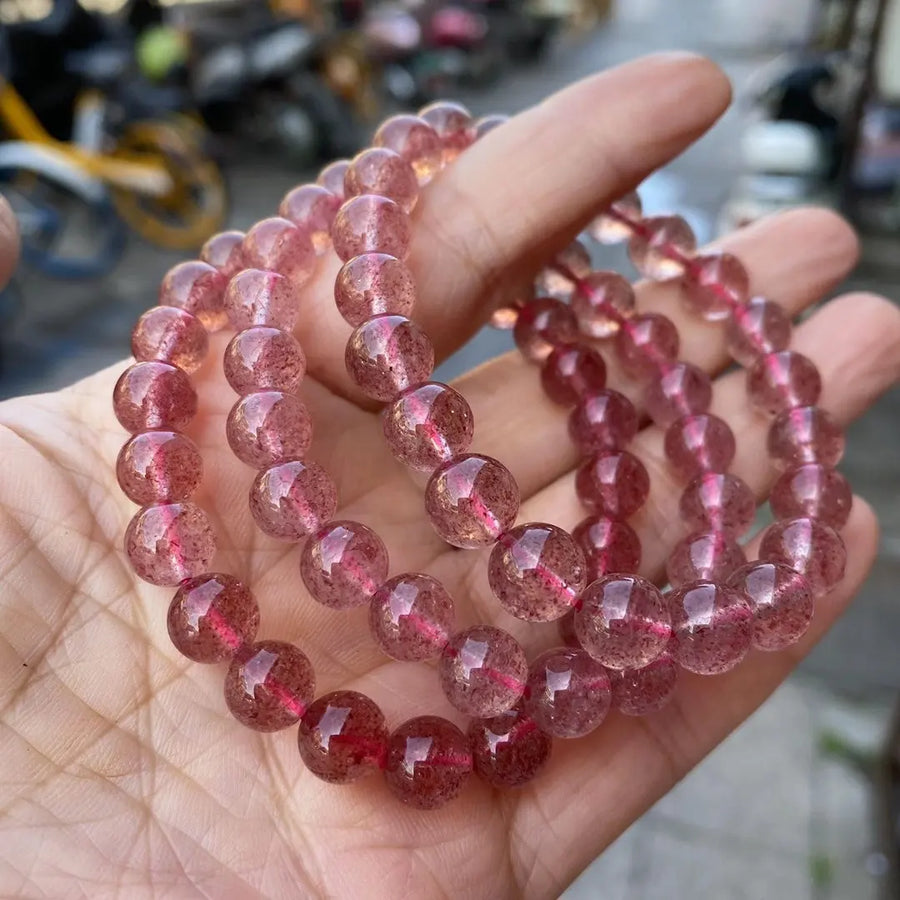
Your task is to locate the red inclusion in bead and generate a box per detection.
[767,406,845,470]
[374,115,443,184]
[200,230,245,279]
[439,625,528,717]
[615,312,680,378]
[242,217,316,290]
[538,240,591,300]
[298,691,388,784]
[571,271,635,338]
[475,113,508,138]
[747,351,822,415]
[113,361,197,434]
[160,260,229,332]
[575,574,671,669]
[726,296,792,367]
[568,390,638,455]
[664,414,736,478]
[249,460,338,541]
[318,159,350,198]
[683,252,749,320]
[117,430,202,505]
[589,191,643,244]
[225,640,315,732]
[575,450,650,518]
[132,306,209,374]
[666,530,747,587]
[226,391,313,468]
[224,327,307,395]
[168,573,259,663]
[645,362,712,426]
[679,472,756,535]
[420,100,476,162]
[335,253,416,327]
[572,516,642,581]
[540,344,607,406]
[345,147,419,212]
[609,652,679,716]
[759,517,846,598]
[333,195,411,262]
[279,184,341,254]
[224,269,301,333]
[628,215,696,280]
[468,707,553,788]
[384,716,472,810]
[513,297,578,362]
[770,463,852,529]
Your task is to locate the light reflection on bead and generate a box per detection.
[683,252,749,320]
[664,414,736,478]
[568,390,638,455]
[317,159,350,198]
[160,260,229,332]
[475,113,508,138]
[767,406,845,469]
[679,472,756,535]
[628,215,696,280]
[513,297,578,362]
[117,430,202,505]
[279,184,341,254]
[249,460,338,542]
[571,271,635,338]
[333,195,411,261]
[540,344,607,407]
[113,361,197,433]
[726,296,791,367]
[419,100,476,162]
[759,516,846,597]
[747,351,822,415]
[572,516,642,582]
[335,253,416,327]
[374,115,443,185]
[666,530,747,587]
[537,240,591,301]
[224,327,307,395]
[132,306,209,374]
[242,217,316,289]
[644,362,712,426]
[575,450,649,518]
[226,391,313,468]
[615,312,680,378]
[200,230,245,279]
[589,191,642,244]
[770,463,852,529]
[224,269,301,333]
[344,147,419,212]
[468,706,553,788]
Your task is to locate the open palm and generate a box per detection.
[2,55,899,899]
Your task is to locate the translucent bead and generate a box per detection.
[683,252,749,320]
[664,414,736,478]
[767,406,844,469]
[513,297,578,362]
[167,573,259,663]
[301,520,389,611]
[468,707,552,788]
[475,113,508,138]
[568,390,638,455]
[645,362,712,426]
[279,183,341,254]
[726,296,792,367]
[628,215,696,280]
[241,217,316,289]
[384,716,472,810]
[572,515,642,582]
[537,240,591,300]
[333,195,411,261]
[224,327,306,395]
[317,159,350,198]
[383,382,474,471]
[540,344,607,406]
[425,454,520,549]
[374,114,443,185]
[200,230,246,279]
[609,653,679,716]
[524,647,611,738]
[439,625,527,717]
[575,450,650,518]
[116,430,202,505]
[224,640,315,732]
[666,530,747,587]
[770,463,852,529]
[420,100,476,162]
[249,460,338,542]
[759,516,846,598]
[727,562,814,651]
[113,361,197,433]
[490,299,523,330]
[575,574,671,669]
[588,191,642,244]
[131,306,209,374]
[224,269,300,333]
[335,253,416,327]
[679,472,756,535]
[159,260,229,332]
[124,501,216,586]
[488,523,586,622]
[297,691,388,784]
[669,581,754,675]
[345,315,434,402]
[615,312,680,378]
[369,572,455,661]
[345,147,419,212]
[226,392,312,468]
[747,351,822,415]
[571,271,635,338]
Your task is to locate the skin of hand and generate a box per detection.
[1,54,899,900]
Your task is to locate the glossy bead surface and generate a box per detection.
[575,574,671,669]
[420,100,475,161]
[589,191,643,244]
[767,406,845,469]
[224,640,314,732]
[224,269,300,333]
[571,271,635,338]
[644,362,712,426]
[513,297,578,362]
[279,183,341,253]
[628,215,696,280]
[345,147,419,212]
[770,463,852,529]
[759,517,846,597]
[568,390,638,455]
[113,361,197,433]
[242,217,316,288]
[540,344,607,406]
[666,531,747,587]
[249,460,338,541]
[609,652,679,716]
[489,523,586,622]
[475,113,508,138]
[226,392,312,468]
[439,625,527,717]
[726,296,792,367]
[167,573,259,663]
[333,195,411,262]
[615,312,680,378]
[224,327,306,395]
[538,240,591,300]
[374,115,443,184]
[159,260,229,332]
[679,472,756,535]
[468,707,552,788]
[200,230,245,279]
[335,253,416,327]
[301,520,389,611]
[317,159,350,198]
[664,414,736,478]
[124,502,216,586]
[297,691,388,784]
[425,454,520,549]
[747,351,822,415]
[573,516,642,582]
[132,306,209,374]
[369,573,454,661]
[116,430,202,505]
[575,450,650,518]
[683,252,749,320]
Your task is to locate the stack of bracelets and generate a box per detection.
[112,102,851,811]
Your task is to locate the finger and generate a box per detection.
[0,194,20,289]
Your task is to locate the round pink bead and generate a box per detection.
[439,625,527,717]
[615,312,680,378]
[335,253,416,327]
[540,344,607,406]
[383,381,474,471]
[669,581,754,675]
[345,147,419,212]
[767,406,845,469]
[747,351,822,415]
[113,361,197,434]
[524,647,611,738]
[297,690,388,784]
[318,159,350,198]
[575,574,671,669]
[645,362,712,426]
[609,653,679,716]
[679,472,756,535]
[475,113,508,138]
[160,260,229,332]
[759,517,846,598]
[249,460,338,542]
[664,414,736,478]
[488,523,587,622]
[224,269,300,333]
[575,450,650,518]
[726,296,792,367]
[124,501,216,586]
[571,271,635,338]
[200,230,246,279]
[490,299,523,330]
[628,215,697,280]
[683,252,749,320]
[224,327,306,395]
[425,454,520,549]
[513,297,578,362]
[468,707,552,789]
[572,516,642,582]
[332,195,411,262]
[225,640,314,732]
[770,463,852,529]
[242,217,316,290]
[345,314,434,402]
[420,100,476,162]
[589,191,643,244]
[374,115,443,185]
[369,572,455,661]
[727,562,814,651]
[167,573,259,664]
[384,716,472,810]
[537,240,591,300]
[568,390,638,455]
[131,306,209,374]
[116,430,202,505]
[226,391,312,468]
[666,531,747,587]
[301,520,388,611]
[279,183,341,254]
